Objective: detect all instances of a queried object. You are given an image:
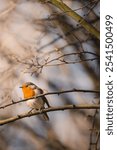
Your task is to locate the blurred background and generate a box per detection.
[0,0,100,150]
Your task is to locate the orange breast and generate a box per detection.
[22,87,35,99]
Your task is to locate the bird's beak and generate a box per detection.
[19,86,22,88]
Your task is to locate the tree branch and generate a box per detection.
[16,51,99,74]
[39,0,100,39]
[0,89,100,110]
[0,104,100,126]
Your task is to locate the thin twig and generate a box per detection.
[16,51,99,73]
[95,131,100,150]
[45,57,99,67]
[44,52,99,64]
[89,106,99,150]
[0,104,100,126]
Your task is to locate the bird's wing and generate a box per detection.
[36,86,50,107]
[42,96,50,107]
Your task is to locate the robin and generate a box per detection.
[20,82,50,121]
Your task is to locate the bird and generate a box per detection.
[20,82,50,121]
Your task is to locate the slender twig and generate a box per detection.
[95,131,100,150]
[0,104,100,126]
[0,89,100,110]
[45,57,99,67]
[86,0,99,16]
[44,52,99,64]
[16,51,99,73]
[89,107,99,150]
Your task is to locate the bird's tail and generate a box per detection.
[42,112,49,121]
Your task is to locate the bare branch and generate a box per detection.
[46,57,99,67]
[0,104,100,126]
[0,89,99,110]
[49,0,98,16]
[16,51,99,74]
[38,0,100,39]
[44,51,99,65]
